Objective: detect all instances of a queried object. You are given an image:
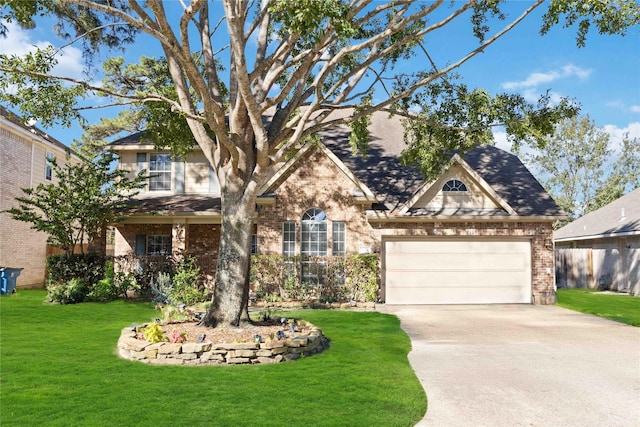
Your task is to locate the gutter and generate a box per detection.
[554,229,640,242]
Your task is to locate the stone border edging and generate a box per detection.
[117,319,329,366]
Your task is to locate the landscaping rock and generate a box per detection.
[158,343,182,354]
[117,319,328,366]
[182,342,212,353]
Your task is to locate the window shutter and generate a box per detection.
[136,153,147,193]
[135,235,146,255]
[174,161,185,194]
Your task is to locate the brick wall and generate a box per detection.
[257,148,376,255]
[0,127,48,288]
[114,223,220,283]
[255,146,556,304]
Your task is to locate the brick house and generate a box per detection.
[0,106,79,288]
[109,111,564,304]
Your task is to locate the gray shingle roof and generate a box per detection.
[554,187,640,240]
[112,110,563,219]
[324,111,564,217]
[123,194,221,215]
[461,145,565,217]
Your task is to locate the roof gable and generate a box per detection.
[398,153,516,216]
[259,142,377,201]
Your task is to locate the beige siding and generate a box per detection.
[185,152,212,194]
[415,165,501,210]
[115,150,219,195]
[118,151,140,182]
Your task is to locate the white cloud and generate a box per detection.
[603,122,640,152]
[522,88,563,104]
[3,21,85,80]
[501,64,591,90]
[630,105,640,113]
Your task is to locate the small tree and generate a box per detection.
[5,152,147,254]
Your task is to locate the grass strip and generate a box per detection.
[0,290,426,426]
[556,289,640,326]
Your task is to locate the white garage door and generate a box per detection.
[384,239,531,304]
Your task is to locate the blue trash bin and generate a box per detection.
[0,267,23,295]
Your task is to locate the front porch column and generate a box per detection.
[172,220,188,258]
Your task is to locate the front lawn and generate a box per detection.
[556,289,640,326]
[0,290,426,427]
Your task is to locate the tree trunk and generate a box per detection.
[201,184,256,327]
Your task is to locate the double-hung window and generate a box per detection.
[45,152,54,181]
[146,235,172,255]
[149,153,172,191]
[282,221,296,256]
[332,222,346,256]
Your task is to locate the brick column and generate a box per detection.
[172,220,187,258]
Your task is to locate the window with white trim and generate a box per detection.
[442,179,467,192]
[332,221,346,256]
[301,208,327,256]
[45,152,54,181]
[149,153,172,191]
[282,221,296,256]
[147,235,172,255]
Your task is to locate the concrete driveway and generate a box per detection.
[380,304,640,426]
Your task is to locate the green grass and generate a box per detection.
[0,290,426,426]
[556,289,640,326]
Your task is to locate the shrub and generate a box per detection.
[87,261,120,302]
[251,255,287,298]
[143,322,164,343]
[48,278,91,304]
[112,254,172,299]
[46,253,105,285]
[169,256,206,305]
[344,254,378,302]
[249,254,379,302]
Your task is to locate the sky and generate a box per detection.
[1,1,639,157]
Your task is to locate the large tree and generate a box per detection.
[1,0,638,326]
[523,115,640,225]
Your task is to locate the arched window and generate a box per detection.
[442,179,467,192]
[301,208,328,256]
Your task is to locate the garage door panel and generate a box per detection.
[385,285,531,305]
[386,252,528,271]
[384,239,531,304]
[386,271,528,289]
[385,240,526,254]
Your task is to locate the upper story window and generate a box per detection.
[45,152,54,181]
[442,179,467,192]
[149,153,172,191]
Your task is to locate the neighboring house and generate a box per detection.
[109,111,565,304]
[0,106,79,288]
[555,187,640,296]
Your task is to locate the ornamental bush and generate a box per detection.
[250,254,379,303]
[48,278,91,304]
[46,253,105,286]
